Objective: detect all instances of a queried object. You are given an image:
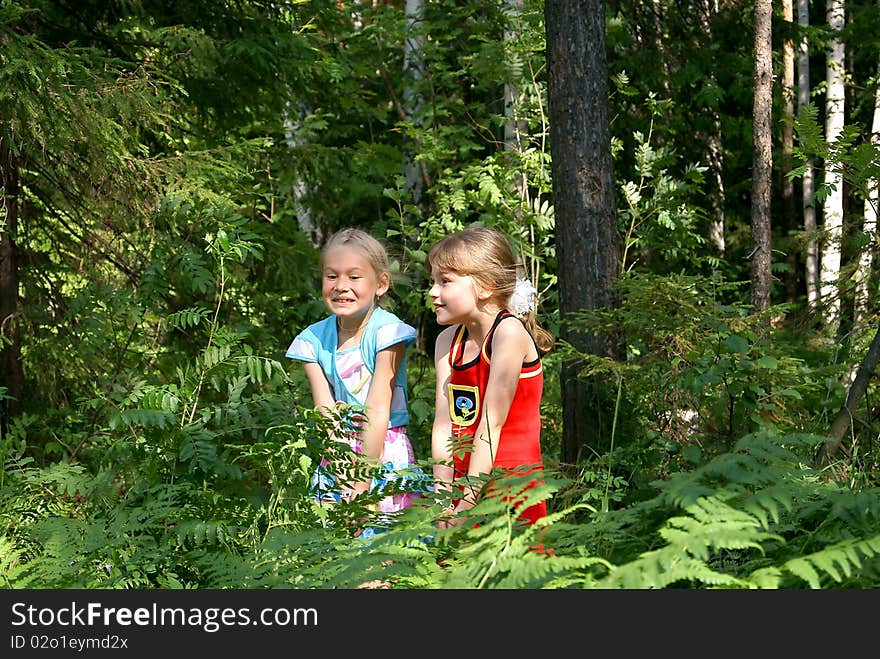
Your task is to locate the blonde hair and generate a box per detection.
[427,227,553,354]
[321,227,391,300]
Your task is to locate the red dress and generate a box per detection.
[447,310,547,524]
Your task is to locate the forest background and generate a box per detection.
[1,0,879,589]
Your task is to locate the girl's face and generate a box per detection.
[428,265,483,326]
[322,246,388,325]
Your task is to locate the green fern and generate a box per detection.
[0,535,45,589]
[752,534,880,588]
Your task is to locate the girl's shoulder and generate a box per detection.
[490,315,536,360]
[370,307,414,334]
[493,313,530,342]
[370,306,411,327]
[295,314,336,338]
[371,306,416,349]
[286,315,336,361]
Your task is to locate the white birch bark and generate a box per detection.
[781,0,796,300]
[403,0,425,204]
[855,74,879,322]
[283,112,322,247]
[503,0,525,152]
[798,0,819,311]
[281,8,321,246]
[820,0,846,327]
[699,0,725,255]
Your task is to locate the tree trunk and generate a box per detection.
[504,0,526,153]
[284,106,324,247]
[818,323,880,466]
[650,0,671,97]
[781,0,798,304]
[503,0,527,204]
[545,0,622,469]
[854,60,879,323]
[750,0,773,315]
[820,0,846,328]
[0,138,25,430]
[798,0,819,313]
[699,0,726,256]
[403,0,425,204]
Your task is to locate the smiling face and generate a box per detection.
[322,245,389,326]
[428,266,484,326]
[426,229,517,328]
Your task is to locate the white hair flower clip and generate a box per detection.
[509,278,537,318]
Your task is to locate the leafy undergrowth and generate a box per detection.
[3,430,878,589]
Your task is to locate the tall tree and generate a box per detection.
[821,0,846,328]
[781,0,798,303]
[750,0,773,314]
[503,0,526,154]
[698,0,727,257]
[545,0,621,468]
[855,65,879,323]
[503,0,529,209]
[798,0,819,312]
[284,105,324,247]
[0,121,23,426]
[403,0,426,205]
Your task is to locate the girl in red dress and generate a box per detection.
[427,227,554,529]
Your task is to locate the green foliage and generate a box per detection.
[615,92,714,274]
[552,432,880,589]
[3,0,879,593]
[791,103,879,204]
[565,272,844,457]
[5,429,879,589]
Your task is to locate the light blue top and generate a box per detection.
[285,306,417,428]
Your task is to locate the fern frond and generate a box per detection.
[660,496,782,558]
[781,535,880,588]
[740,484,798,528]
[174,519,238,548]
[0,535,44,588]
[601,546,748,589]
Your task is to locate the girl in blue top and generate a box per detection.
[286,228,423,533]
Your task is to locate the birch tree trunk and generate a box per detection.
[503,0,527,207]
[798,0,819,312]
[283,109,323,247]
[750,0,773,314]
[699,0,726,256]
[403,0,425,204]
[820,0,846,328]
[854,66,879,323]
[781,0,798,303]
[503,0,525,153]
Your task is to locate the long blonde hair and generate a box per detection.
[321,227,391,302]
[427,227,553,354]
